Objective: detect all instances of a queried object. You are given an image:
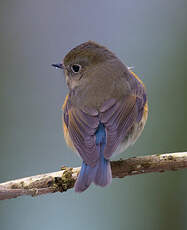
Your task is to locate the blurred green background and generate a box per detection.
[0,0,186,229]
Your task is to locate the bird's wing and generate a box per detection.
[63,95,100,167]
[98,95,136,159]
[99,71,147,159]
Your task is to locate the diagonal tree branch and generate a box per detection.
[0,151,187,200]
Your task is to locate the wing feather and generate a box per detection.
[100,95,138,159]
[63,98,100,167]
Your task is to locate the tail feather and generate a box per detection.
[74,122,112,192]
[74,157,112,192]
[94,155,112,186]
[74,161,97,192]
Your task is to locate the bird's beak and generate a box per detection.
[51,63,64,69]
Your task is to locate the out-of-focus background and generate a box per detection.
[0,0,186,229]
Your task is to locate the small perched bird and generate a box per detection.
[52,41,148,192]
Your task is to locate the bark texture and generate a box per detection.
[0,152,186,200]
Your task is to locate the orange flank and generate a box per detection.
[62,94,76,151]
[130,71,148,121]
[143,102,148,122]
[130,71,145,87]
[62,94,69,111]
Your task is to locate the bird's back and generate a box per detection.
[70,58,132,111]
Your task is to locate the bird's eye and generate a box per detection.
[71,64,81,73]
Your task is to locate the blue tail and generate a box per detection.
[74,123,112,192]
[74,161,98,192]
[94,154,112,187]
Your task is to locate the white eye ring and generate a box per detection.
[71,64,81,73]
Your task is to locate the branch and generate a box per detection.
[0,152,187,200]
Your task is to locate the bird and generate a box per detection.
[52,41,148,192]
